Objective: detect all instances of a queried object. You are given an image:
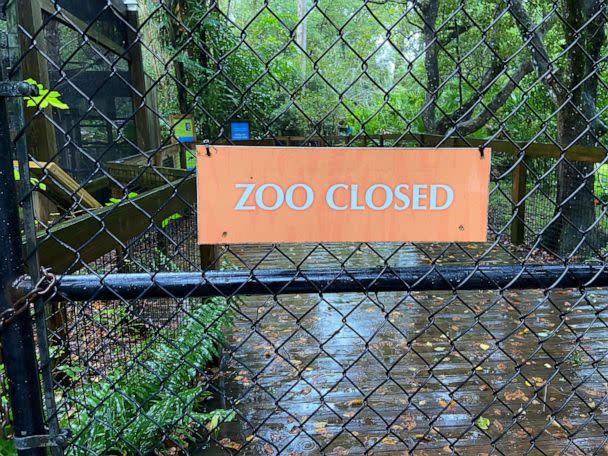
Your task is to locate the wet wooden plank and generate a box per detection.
[218,242,608,455]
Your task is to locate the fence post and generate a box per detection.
[17,0,58,225]
[0,92,46,454]
[125,2,161,160]
[511,156,528,245]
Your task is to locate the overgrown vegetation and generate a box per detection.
[0,295,234,455]
[139,0,608,255]
[62,296,234,454]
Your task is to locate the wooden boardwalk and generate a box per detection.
[215,243,608,455]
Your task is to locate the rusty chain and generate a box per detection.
[0,268,56,335]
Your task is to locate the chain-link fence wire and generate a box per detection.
[0,0,607,454]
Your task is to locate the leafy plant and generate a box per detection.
[63,297,235,454]
[571,350,583,367]
[0,437,16,456]
[13,168,47,191]
[23,78,69,110]
[105,192,138,206]
[161,212,182,229]
[0,363,16,456]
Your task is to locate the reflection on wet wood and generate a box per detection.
[217,243,608,455]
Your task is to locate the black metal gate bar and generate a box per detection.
[25,264,608,301]
[0,85,46,456]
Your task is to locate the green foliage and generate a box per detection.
[23,78,69,110]
[63,297,234,455]
[161,212,182,229]
[596,164,608,201]
[105,192,138,207]
[476,416,490,430]
[0,363,16,455]
[0,438,16,456]
[13,168,47,191]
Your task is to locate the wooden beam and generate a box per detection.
[224,134,607,163]
[31,176,196,274]
[105,162,190,189]
[83,176,110,195]
[114,144,181,166]
[511,158,528,245]
[38,0,129,58]
[23,161,102,209]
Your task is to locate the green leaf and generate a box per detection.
[161,212,182,229]
[30,177,46,191]
[476,416,490,430]
[47,97,69,110]
[23,79,69,110]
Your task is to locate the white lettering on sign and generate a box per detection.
[235,183,454,212]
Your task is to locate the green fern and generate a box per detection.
[63,297,235,454]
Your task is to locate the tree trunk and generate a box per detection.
[540,0,605,256]
[543,108,597,255]
[297,0,308,75]
[168,0,189,113]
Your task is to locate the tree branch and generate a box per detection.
[434,59,503,132]
[508,0,563,101]
[446,59,534,136]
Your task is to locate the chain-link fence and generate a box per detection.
[0,0,607,455]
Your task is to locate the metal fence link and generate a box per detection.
[0,0,606,454]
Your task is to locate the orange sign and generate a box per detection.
[197,146,491,244]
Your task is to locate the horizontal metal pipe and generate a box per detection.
[19,264,608,302]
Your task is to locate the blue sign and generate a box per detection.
[230,121,250,141]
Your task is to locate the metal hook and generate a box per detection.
[479,146,485,159]
[204,139,211,157]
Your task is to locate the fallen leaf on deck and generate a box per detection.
[479,343,491,351]
[400,413,417,430]
[504,389,528,401]
[382,436,399,445]
[561,417,574,429]
[220,438,242,450]
[313,421,327,434]
[551,430,568,439]
[438,399,456,411]
[476,416,490,430]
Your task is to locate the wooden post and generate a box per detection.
[18,0,57,224]
[126,6,160,161]
[179,143,187,169]
[200,244,220,270]
[511,157,528,245]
